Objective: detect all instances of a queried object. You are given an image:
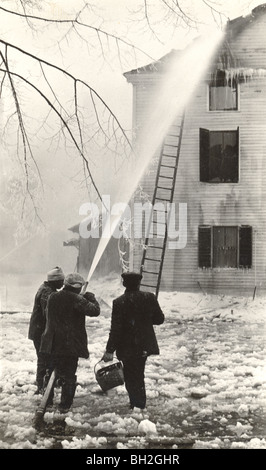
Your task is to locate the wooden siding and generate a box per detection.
[127,10,266,295]
[229,12,266,69]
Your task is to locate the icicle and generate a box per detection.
[224,67,266,84]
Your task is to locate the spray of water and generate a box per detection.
[85,30,224,284]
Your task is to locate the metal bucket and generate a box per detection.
[94,360,124,392]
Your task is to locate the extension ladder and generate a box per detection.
[140,113,185,297]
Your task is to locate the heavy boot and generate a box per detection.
[58,376,77,413]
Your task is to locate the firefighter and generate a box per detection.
[40,273,100,413]
[102,271,165,411]
[28,266,65,394]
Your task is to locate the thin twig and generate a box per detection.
[0,66,107,206]
[0,49,44,213]
[0,6,155,62]
[0,39,133,152]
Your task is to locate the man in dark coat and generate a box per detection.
[40,272,100,412]
[102,272,164,411]
[28,266,65,394]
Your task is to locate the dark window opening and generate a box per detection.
[209,70,238,111]
[198,226,212,268]
[198,225,252,269]
[200,128,239,183]
[239,226,252,268]
[213,226,237,268]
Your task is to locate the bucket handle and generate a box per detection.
[94,357,122,374]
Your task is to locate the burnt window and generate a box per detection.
[209,71,238,111]
[198,226,252,269]
[200,128,239,183]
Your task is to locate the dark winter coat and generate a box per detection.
[40,289,100,359]
[106,289,165,360]
[28,282,56,342]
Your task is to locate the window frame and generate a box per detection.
[213,226,238,268]
[199,127,240,184]
[208,71,239,112]
[198,225,252,269]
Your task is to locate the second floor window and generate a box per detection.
[209,71,238,111]
[200,127,239,183]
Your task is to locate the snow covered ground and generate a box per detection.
[0,274,265,450]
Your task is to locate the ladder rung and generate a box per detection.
[147,245,164,249]
[145,258,161,262]
[140,113,184,298]
[142,270,160,275]
[162,154,177,158]
[155,197,171,202]
[140,284,157,288]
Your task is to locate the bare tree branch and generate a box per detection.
[39,62,71,120]
[202,0,228,27]
[132,0,229,42]
[0,36,135,216]
[0,5,155,63]
[0,39,133,150]
[0,0,232,240]
[0,47,44,226]
[143,0,165,44]
[0,65,117,208]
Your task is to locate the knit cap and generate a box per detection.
[47,266,65,281]
[64,273,85,288]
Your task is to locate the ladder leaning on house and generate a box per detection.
[140,112,185,298]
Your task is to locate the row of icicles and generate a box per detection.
[224,67,266,83]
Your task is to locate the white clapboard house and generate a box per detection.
[124,4,266,296]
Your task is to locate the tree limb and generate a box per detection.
[0,65,114,208]
[0,39,133,152]
[0,48,44,225]
[0,5,155,63]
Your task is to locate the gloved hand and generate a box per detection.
[83,292,96,302]
[102,351,114,362]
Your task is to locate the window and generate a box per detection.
[213,226,237,267]
[209,71,238,111]
[200,128,239,183]
[198,226,252,269]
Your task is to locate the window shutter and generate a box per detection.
[239,226,252,268]
[198,226,212,268]
[199,128,210,182]
[236,126,239,181]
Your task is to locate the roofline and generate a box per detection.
[123,3,266,80]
